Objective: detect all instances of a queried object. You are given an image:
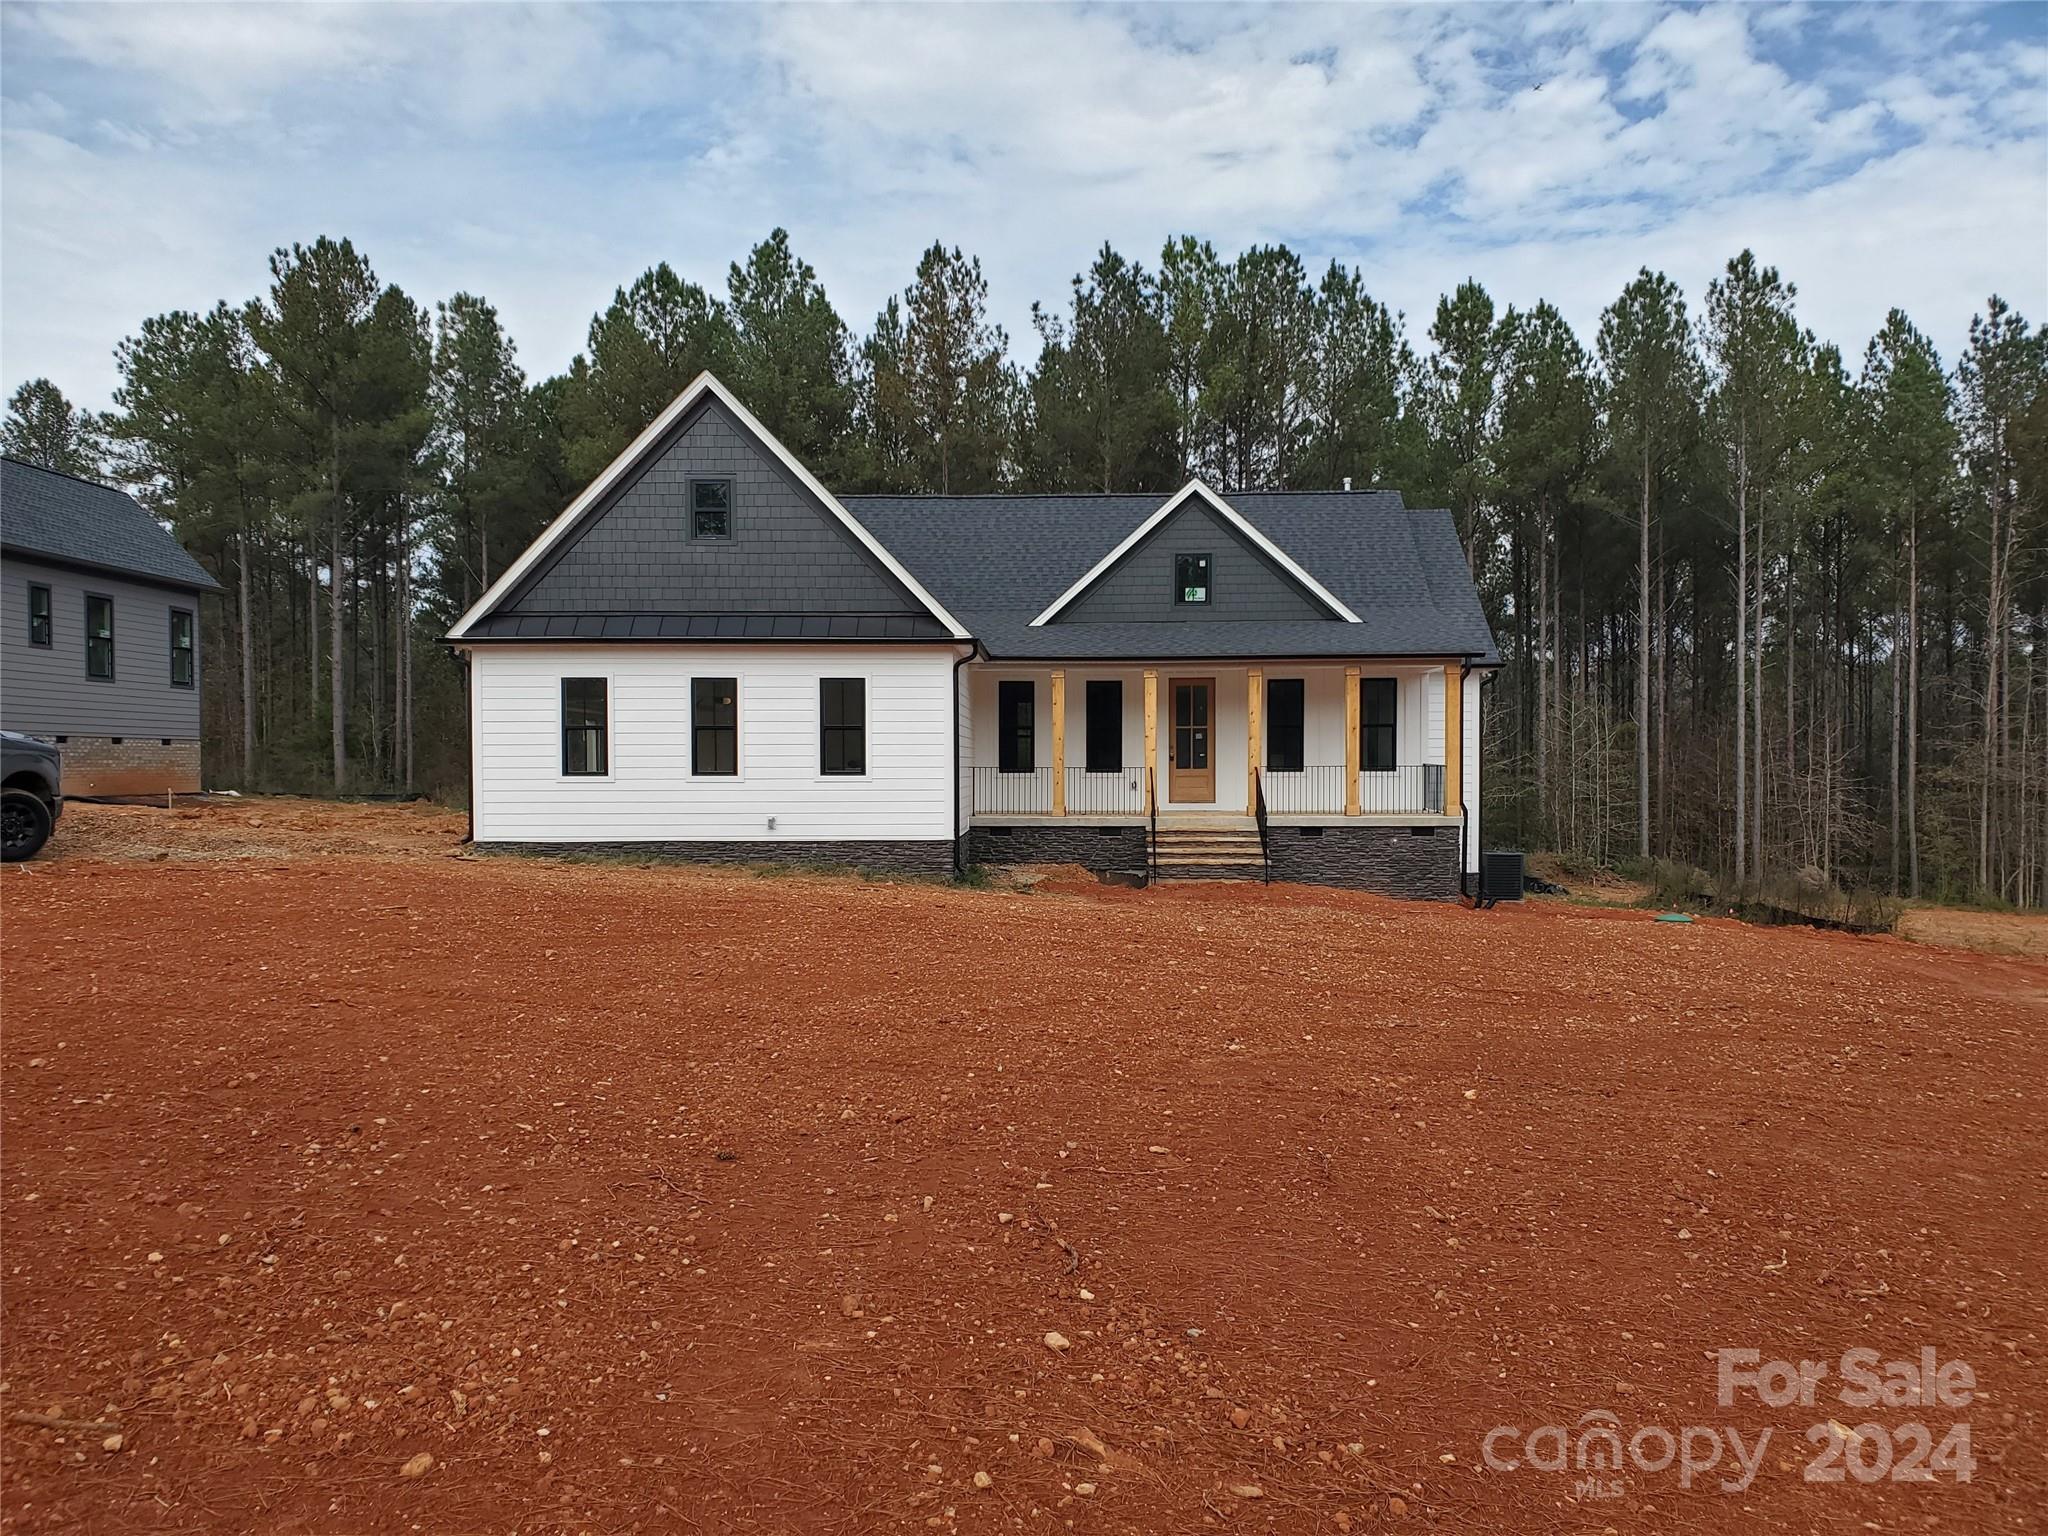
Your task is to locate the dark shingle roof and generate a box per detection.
[0,457,222,592]
[841,490,1499,664]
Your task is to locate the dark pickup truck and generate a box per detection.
[2,731,62,861]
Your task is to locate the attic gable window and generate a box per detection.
[690,478,732,540]
[1174,552,1212,605]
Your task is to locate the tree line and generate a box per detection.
[4,230,2043,907]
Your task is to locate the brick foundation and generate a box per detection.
[480,838,959,879]
[52,736,202,797]
[1264,824,1462,899]
[970,820,1463,899]
[968,824,1149,872]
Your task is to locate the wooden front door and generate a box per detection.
[1168,677,1216,802]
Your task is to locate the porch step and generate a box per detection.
[1151,826,1265,881]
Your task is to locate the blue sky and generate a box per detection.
[3,1,2044,410]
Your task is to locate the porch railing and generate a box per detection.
[1065,766,1146,815]
[973,762,1446,817]
[1261,763,1447,815]
[972,765,1054,815]
[1362,763,1446,814]
[1262,764,1348,814]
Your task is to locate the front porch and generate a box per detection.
[965,660,1466,825]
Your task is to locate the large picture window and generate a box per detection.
[1084,679,1122,773]
[691,677,738,776]
[84,594,114,679]
[1360,677,1397,772]
[561,677,608,776]
[1266,678,1305,773]
[27,583,51,647]
[820,677,866,775]
[170,608,195,688]
[998,680,1035,774]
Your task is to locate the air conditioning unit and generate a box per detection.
[1477,850,1524,908]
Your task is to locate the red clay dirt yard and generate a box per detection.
[2,799,2043,1534]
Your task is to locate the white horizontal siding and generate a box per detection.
[472,645,959,843]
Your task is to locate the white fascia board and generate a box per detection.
[1027,479,1361,627]
[446,372,970,643]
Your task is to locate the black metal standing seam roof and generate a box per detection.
[1,457,223,592]
[839,491,1501,664]
[462,612,956,642]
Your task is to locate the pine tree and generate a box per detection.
[1599,270,1699,860]
[726,230,854,475]
[3,378,108,479]
[558,263,732,483]
[1020,244,1176,492]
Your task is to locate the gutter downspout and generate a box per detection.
[951,645,975,877]
[459,648,474,846]
[1458,660,1474,902]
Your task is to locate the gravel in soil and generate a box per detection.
[2,801,2044,1533]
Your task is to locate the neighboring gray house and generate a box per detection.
[1,457,221,795]
[449,373,1499,896]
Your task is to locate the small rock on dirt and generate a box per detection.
[399,1452,434,1479]
[1229,1484,1264,1499]
[1388,1495,1408,1517]
[101,1434,124,1453]
[1043,1331,1070,1352]
[972,1470,992,1490]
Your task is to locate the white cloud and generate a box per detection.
[2,1,2042,410]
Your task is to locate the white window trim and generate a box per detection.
[1029,479,1361,627]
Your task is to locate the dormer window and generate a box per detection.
[691,478,732,540]
[1174,552,1211,605]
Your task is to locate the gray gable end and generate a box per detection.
[1057,490,1337,625]
[505,398,925,618]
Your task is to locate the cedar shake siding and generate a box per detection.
[1057,491,1335,625]
[503,398,928,619]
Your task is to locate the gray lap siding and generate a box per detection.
[2,556,204,740]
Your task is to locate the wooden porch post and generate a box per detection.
[1246,669,1262,812]
[1442,661,1463,819]
[1344,665,1361,816]
[1050,669,1067,815]
[1142,669,1158,812]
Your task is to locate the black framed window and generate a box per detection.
[691,676,737,776]
[997,680,1035,774]
[561,677,608,776]
[820,677,865,775]
[1266,678,1305,773]
[84,594,114,679]
[1174,552,1212,605]
[1361,677,1397,772]
[169,608,195,688]
[690,478,732,539]
[27,583,51,647]
[1084,679,1122,773]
